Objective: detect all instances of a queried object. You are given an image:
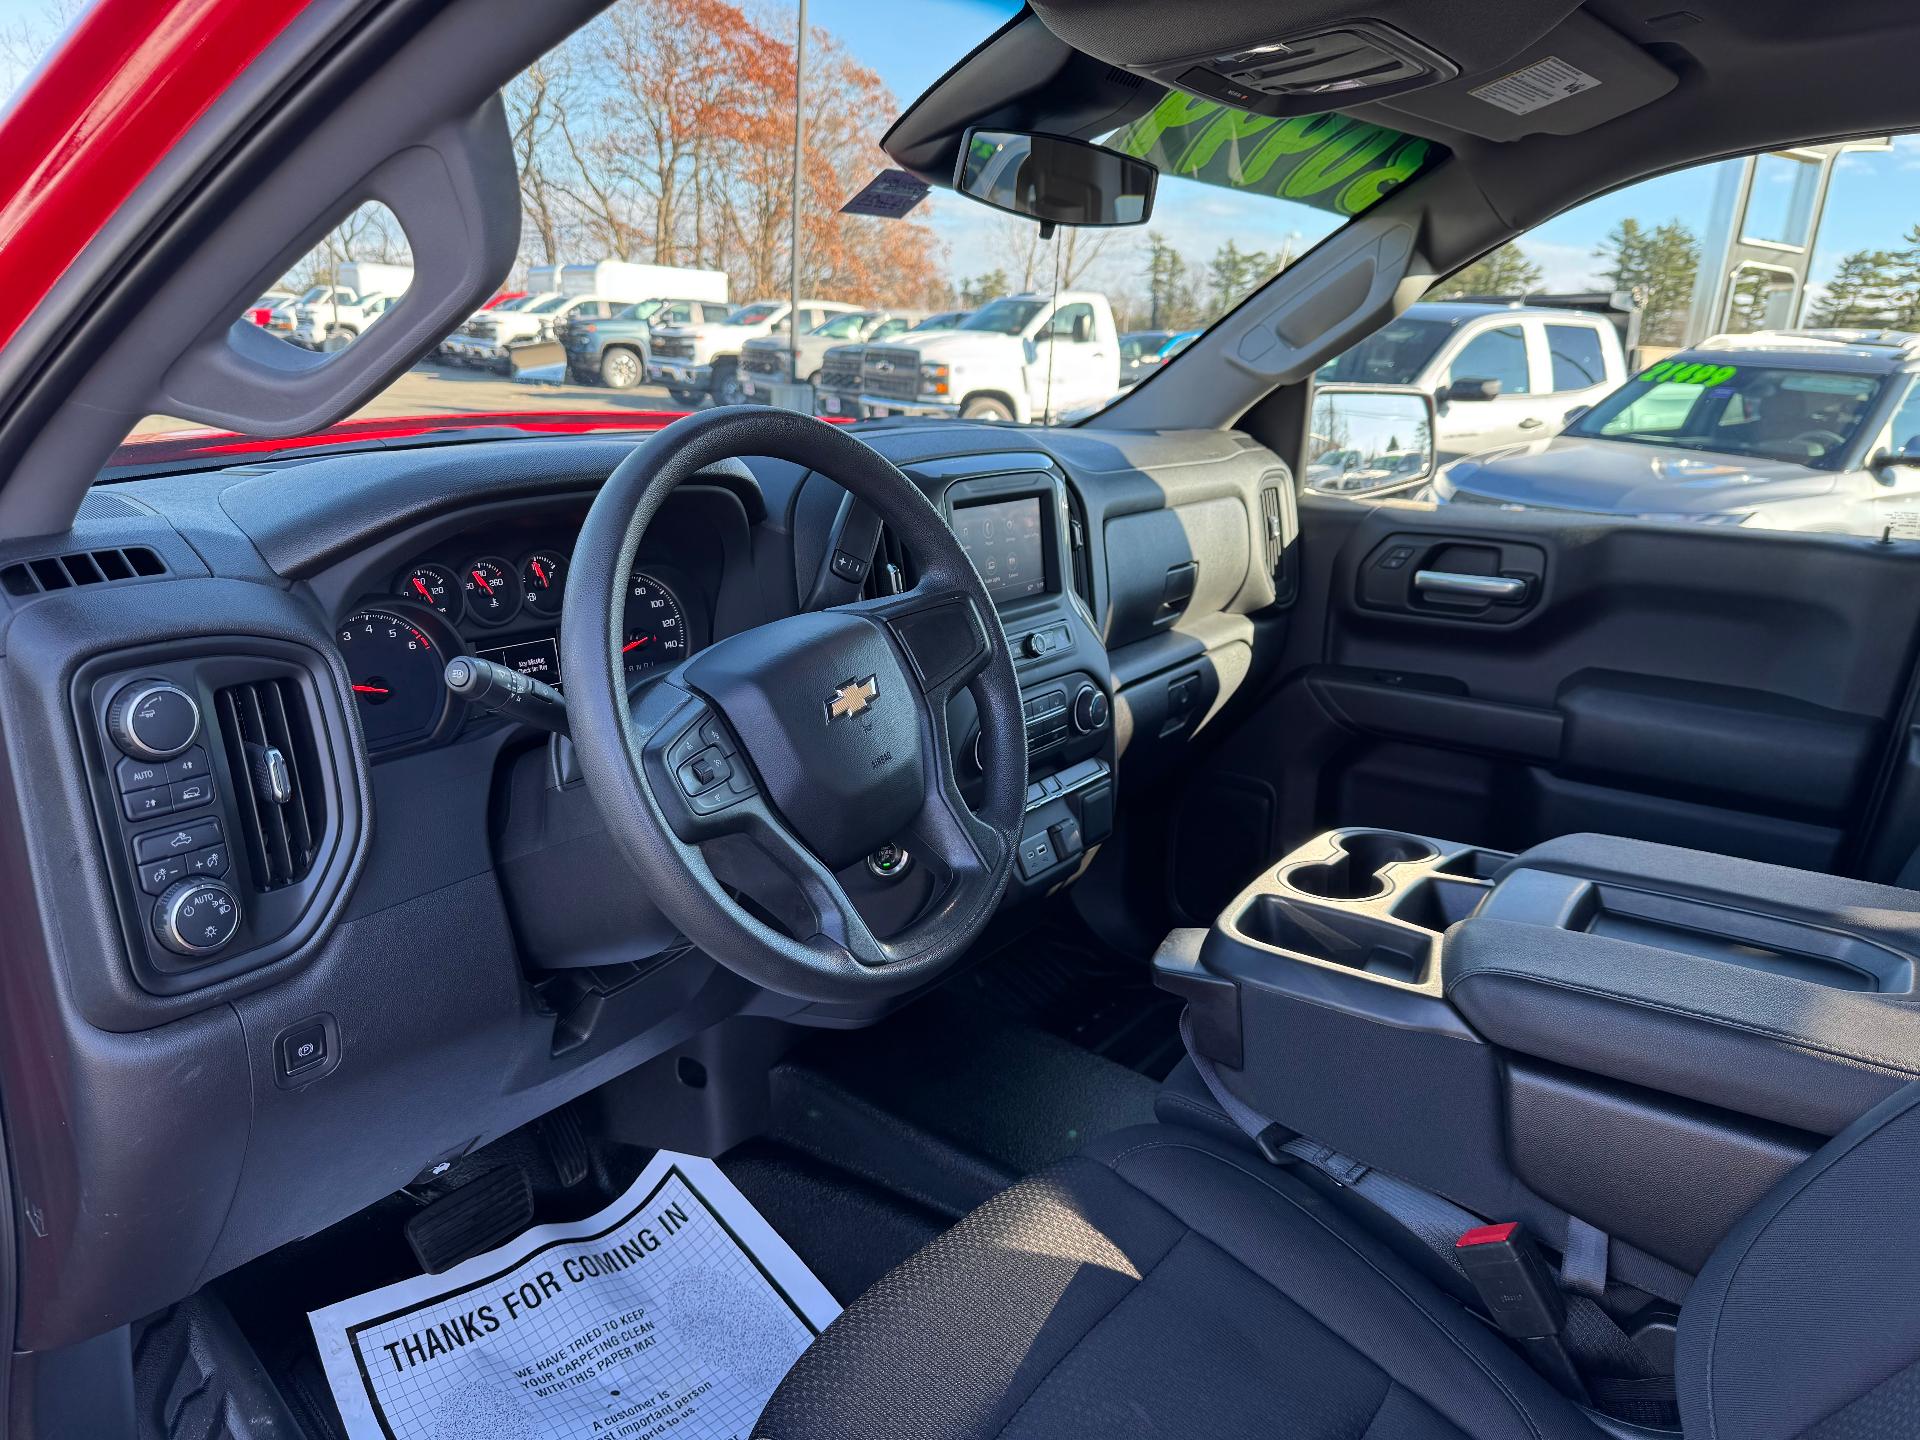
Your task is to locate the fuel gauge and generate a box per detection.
[521,550,568,618]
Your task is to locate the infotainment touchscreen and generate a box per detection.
[953,496,1046,601]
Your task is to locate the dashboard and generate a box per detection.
[0,420,1294,1353]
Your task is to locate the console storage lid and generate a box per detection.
[1446,835,1920,1136]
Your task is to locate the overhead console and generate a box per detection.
[1160,828,1920,1279]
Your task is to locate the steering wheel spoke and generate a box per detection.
[838,582,994,706]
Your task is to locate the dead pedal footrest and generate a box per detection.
[405,1166,535,1275]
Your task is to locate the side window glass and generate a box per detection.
[1887,382,1920,457]
[1546,325,1608,392]
[1447,326,1532,395]
[1047,303,1094,340]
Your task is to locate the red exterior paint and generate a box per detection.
[0,0,312,353]
[105,408,853,469]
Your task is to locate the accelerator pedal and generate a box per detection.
[404,1166,534,1274]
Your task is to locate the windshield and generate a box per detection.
[1567,358,1886,470]
[961,299,1047,335]
[93,2,1445,470]
[1316,317,1455,384]
[617,299,664,322]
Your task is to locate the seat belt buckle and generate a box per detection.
[1456,1223,1589,1404]
[1456,1223,1564,1338]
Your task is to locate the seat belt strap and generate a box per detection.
[1561,1215,1609,1300]
[1178,1011,1480,1280]
[1175,1010,1689,1307]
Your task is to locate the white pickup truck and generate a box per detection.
[648,298,863,406]
[855,291,1121,423]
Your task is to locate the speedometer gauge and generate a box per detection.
[338,608,451,749]
[622,572,690,675]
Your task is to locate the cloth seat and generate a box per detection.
[757,1079,1920,1440]
[753,1125,1607,1440]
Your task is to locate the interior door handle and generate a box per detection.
[1414,570,1527,600]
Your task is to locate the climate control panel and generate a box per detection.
[78,643,352,999]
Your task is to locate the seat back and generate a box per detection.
[1678,1081,1920,1439]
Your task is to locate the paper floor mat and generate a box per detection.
[309,1151,840,1439]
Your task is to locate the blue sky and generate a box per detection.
[8,0,1919,301]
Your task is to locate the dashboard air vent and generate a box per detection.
[1,546,166,596]
[216,677,324,889]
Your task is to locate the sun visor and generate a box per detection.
[1384,11,1678,142]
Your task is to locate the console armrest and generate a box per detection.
[1445,917,1920,1134]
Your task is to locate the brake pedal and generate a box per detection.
[538,1103,591,1188]
[404,1167,534,1274]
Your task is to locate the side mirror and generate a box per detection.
[1306,384,1439,496]
[1563,404,1591,426]
[1871,450,1920,482]
[955,128,1156,229]
[1445,378,1502,402]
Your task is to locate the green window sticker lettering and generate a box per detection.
[1106,91,1446,218]
[1640,361,1737,387]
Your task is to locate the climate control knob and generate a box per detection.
[107,680,200,761]
[1071,684,1110,734]
[153,879,242,957]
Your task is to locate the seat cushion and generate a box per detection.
[754,1126,1605,1440]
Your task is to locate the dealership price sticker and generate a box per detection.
[310,1152,840,1440]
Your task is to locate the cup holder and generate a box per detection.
[1282,832,1437,901]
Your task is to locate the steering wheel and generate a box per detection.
[559,408,1027,1003]
[1791,428,1847,454]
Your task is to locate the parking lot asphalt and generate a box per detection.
[133,361,693,435]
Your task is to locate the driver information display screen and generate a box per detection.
[953,497,1046,602]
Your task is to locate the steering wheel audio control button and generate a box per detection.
[678,747,730,795]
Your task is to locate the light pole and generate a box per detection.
[789,0,807,392]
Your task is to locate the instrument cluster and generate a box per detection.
[335,539,705,755]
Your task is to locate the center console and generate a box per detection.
[1159,828,1920,1280]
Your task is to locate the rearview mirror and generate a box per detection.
[1308,385,1438,496]
[1444,378,1502,402]
[955,129,1156,229]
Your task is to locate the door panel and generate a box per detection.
[1181,497,1920,914]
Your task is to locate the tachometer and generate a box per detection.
[622,572,691,675]
[462,556,521,626]
[521,549,568,619]
[338,608,452,749]
[398,562,462,621]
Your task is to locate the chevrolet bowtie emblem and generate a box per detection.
[827,675,879,722]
